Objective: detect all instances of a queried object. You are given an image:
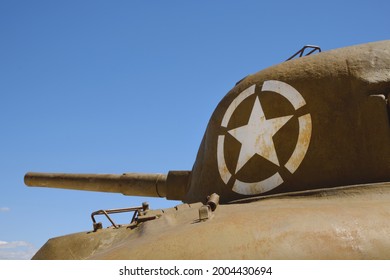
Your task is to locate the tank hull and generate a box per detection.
[33,182,390,259]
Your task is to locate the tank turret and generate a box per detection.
[25,41,390,259]
[26,40,390,204]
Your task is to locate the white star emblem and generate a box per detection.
[217,80,312,195]
[228,97,293,173]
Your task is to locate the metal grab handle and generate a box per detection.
[286,45,321,61]
[90,203,149,231]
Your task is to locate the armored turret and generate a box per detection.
[25,41,390,259]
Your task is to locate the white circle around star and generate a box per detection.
[217,80,312,195]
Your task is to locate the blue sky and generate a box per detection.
[0,0,389,259]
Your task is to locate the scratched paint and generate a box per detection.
[217,80,312,195]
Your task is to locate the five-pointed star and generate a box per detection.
[228,96,293,173]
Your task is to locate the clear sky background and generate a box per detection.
[0,0,389,259]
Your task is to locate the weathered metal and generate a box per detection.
[25,171,190,200]
[26,40,390,259]
[32,183,390,259]
[187,40,390,203]
[90,206,144,230]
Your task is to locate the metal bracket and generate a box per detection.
[199,205,212,221]
[198,193,220,221]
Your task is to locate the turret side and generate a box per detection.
[186,40,390,203]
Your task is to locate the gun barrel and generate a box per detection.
[24,171,190,200]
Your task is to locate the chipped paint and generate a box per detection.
[217,80,312,195]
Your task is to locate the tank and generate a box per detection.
[25,40,390,259]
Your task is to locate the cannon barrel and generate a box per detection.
[24,171,190,201]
